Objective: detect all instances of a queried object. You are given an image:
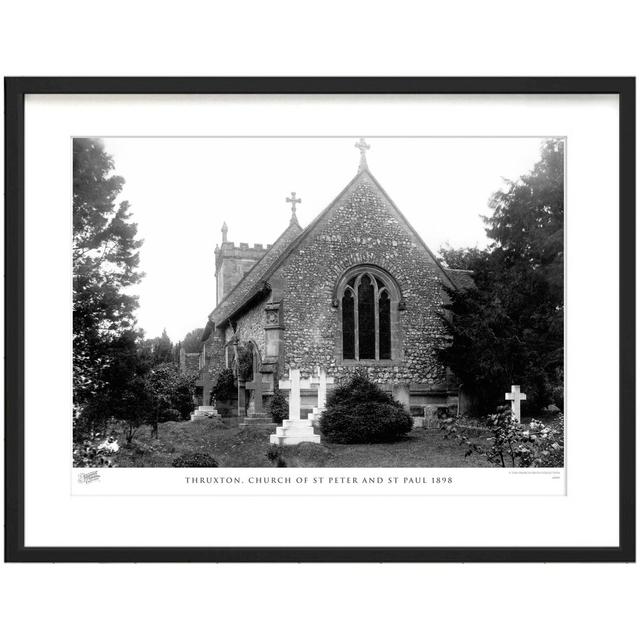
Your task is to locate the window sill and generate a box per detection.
[338,359,401,367]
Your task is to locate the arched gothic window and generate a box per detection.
[337,266,400,361]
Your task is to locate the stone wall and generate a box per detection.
[272,174,451,387]
[214,241,268,303]
[180,352,200,376]
[233,298,268,363]
[205,330,228,382]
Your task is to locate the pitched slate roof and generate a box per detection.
[444,268,475,289]
[209,219,303,327]
[207,166,466,328]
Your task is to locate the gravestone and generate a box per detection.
[245,372,268,417]
[241,371,275,426]
[201,374,214,407]
[190,374,220,421]
[310,367,335,425]
[270,369,320,445]
[505,385,527,423]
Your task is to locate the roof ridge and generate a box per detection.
[211,219,301,312]
[363,170,457,290]
[240,170,367,289]
[208,166,462,327]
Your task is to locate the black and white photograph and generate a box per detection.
[6,77,633,564]
[2,2,638,638]
[73,135,565,472]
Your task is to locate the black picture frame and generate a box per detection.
[4,77,635,563]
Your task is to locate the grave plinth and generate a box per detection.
[190,405,220,421]
[269,369,321,445]
[270,420,321,446]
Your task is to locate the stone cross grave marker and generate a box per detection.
[310,367,335,424]
[201,374,214,407]
[245,372,266,415]
[505,384,527,423]
[311,367,335,411]
[279,369,312,421]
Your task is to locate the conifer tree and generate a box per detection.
[73,138,143,425]
[439,140,564,413]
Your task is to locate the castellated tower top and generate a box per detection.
[214,223,269,304]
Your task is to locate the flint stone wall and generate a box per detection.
[271,175,451,386]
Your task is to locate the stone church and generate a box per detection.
[194,139,473,419]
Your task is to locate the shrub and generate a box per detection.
[237,345,254,381]
[319,370,412,444]
[440,405,565,468]
[160,408,181,422]
[172,452,219,467]
[266,445,287,467]
[205,415,226,429]
[269,389,289,424]
[212,368,236,404]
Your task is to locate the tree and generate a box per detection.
[138,329,175,367]
[212,368,237,405]
[73,138,143,428]
[142,363,197,438]
[155,329,174,363]
[439,245,485,271]
[485,139,564,299]
[181,328,206,353]
[438,140,564,413]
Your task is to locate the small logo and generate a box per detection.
[78,470,101,484]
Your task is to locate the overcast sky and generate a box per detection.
[101,137,545,342]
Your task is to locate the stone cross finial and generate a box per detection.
[505,385,527,423]
[355,137,370,171]
[286,191,301,215]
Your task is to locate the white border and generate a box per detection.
[24,94,618,547]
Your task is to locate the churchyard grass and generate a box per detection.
[98,419,495,468]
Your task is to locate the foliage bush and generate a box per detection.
[437,141,564,414]
[266,445,288,467]
[319,370,412,444]
[212,368,237,404]
[143,363,197,436]
[440,404,564,468]
[237,345,254,381]
[171,452,219,468]
[73,438,118,467]
[269,389,289,424]
[160,408,181,422]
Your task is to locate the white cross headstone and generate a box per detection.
[505,385,527,423]
[278,369,312,421]
[271,369,321,445]
[311,366,335,412]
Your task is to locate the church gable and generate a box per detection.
[273,169,455,287]
[271,167,453,386]
[202,141,463,408]
[209,216,302,328]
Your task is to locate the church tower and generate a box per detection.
[214,222,269,304]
